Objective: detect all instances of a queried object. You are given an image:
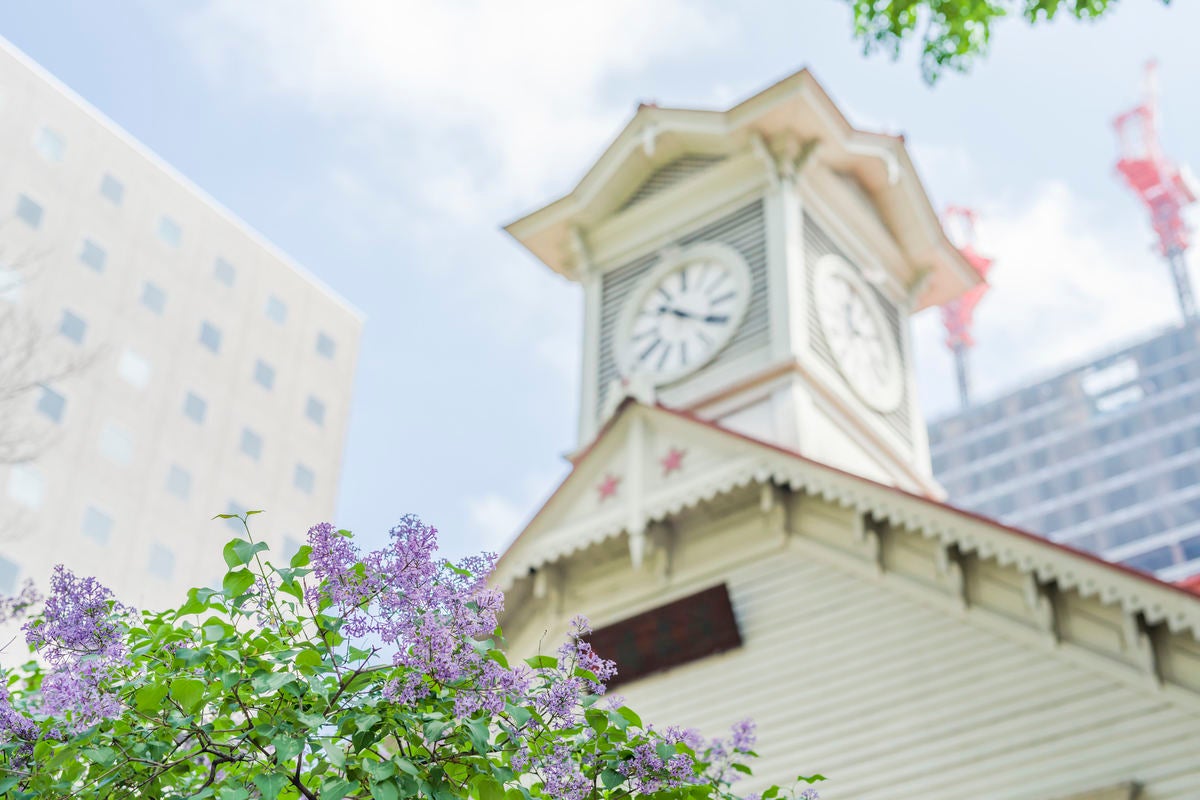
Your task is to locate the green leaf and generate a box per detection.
[323,737,346,769]
[798,774,827,784]
[134,684,168,713]
[290,544,313,567]
[616,706,642,729]
[476,777,505,800]
[355,713,382,732]
[504,703,531,727]
[223,538,269,568]
[322,780,355,800]
[252,773,287,800]
[82,746,116,766]
[523,654,556,669]
[252,671,296,694]
[466,717,490,754]
[585,708,608,735]
[370,779,400,800]
[599,769,625,790]
[169,677,206,713]
[272,735,303,764]
[203,620,234,642]
[223,568,256,597]
[423,719,449,743]
[0,778,19,795]
[294,649,323,669]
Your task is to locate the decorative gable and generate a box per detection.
[617,153,726,212]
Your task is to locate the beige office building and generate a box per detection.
[0,39,362,614]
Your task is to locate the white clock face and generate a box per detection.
[616,244,751,385]
[814,255,904,413]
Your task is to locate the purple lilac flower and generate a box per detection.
[731,718,757,752]
[535,743,591,800]
[306,516,525,717]
[23,566,125,667]
[0,684,38,743]
[21,566,127,731]
[0,579,42,626]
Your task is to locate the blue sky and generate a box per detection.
[5,0,1197,557]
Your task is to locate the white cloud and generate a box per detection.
[914,179,1176,418]
[175,0,733,215]
[466,468,566,551]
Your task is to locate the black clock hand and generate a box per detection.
[658,306,730,324]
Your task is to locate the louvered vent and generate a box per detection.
[618,154,726,211]
[804,214,913,445]
[597,200,769,412]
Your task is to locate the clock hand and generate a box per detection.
[658,306,730,324]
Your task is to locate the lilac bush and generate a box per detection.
[0,512,824,799]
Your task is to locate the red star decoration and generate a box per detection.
[597,473,621,501]
[661,447,686,476]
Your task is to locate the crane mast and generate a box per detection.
[941,206,994,410]
[1114,62,1199,323]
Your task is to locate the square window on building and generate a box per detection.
[141,281,166,314]
[100,173,124,206]
[199,321,222,353]
[165,464,191,500]
[16,194,43,228]
[157,216,182,248]
[1181,536,1200,562]
[118,349,152,389]
[1123,547,1176,574]
[240,428,263,460]
[265,295,288,324]
[1105,484,1138,513]
[305,395,325,426]
[214,257,236,287]
[7,464,44,508]
[59,309,86,344]
[294,463,315,494]
[253,360,275,390]
[0,556,18,594]
[36,386,66,423]
[183,391,207,424]
[316,331,336,359]
[0,266,22,303]
[79,238,106,272]
[99,423,134,466]
[81,506,113,544]
[148,543,175,580]
[34,127,65,162]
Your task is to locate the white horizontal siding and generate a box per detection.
[552,547,1200,800]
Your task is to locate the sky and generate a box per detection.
[3,0,1197,558]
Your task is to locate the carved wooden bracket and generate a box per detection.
[1022,573,1059,645]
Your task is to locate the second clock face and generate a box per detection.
[618,245,751,385]
[814,254,904,413]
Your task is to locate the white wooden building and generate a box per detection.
[496,70,1200,799]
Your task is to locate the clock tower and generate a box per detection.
[505,70,980,495]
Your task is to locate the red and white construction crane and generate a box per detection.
[1114,61,1199,322]
[941,206,994,410]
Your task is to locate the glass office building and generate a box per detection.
[929,323,1200,582]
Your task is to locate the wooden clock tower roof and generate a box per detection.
[504,68,981,311]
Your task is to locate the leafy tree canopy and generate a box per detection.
[846,0,1172,82]
[0,512,824,799]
